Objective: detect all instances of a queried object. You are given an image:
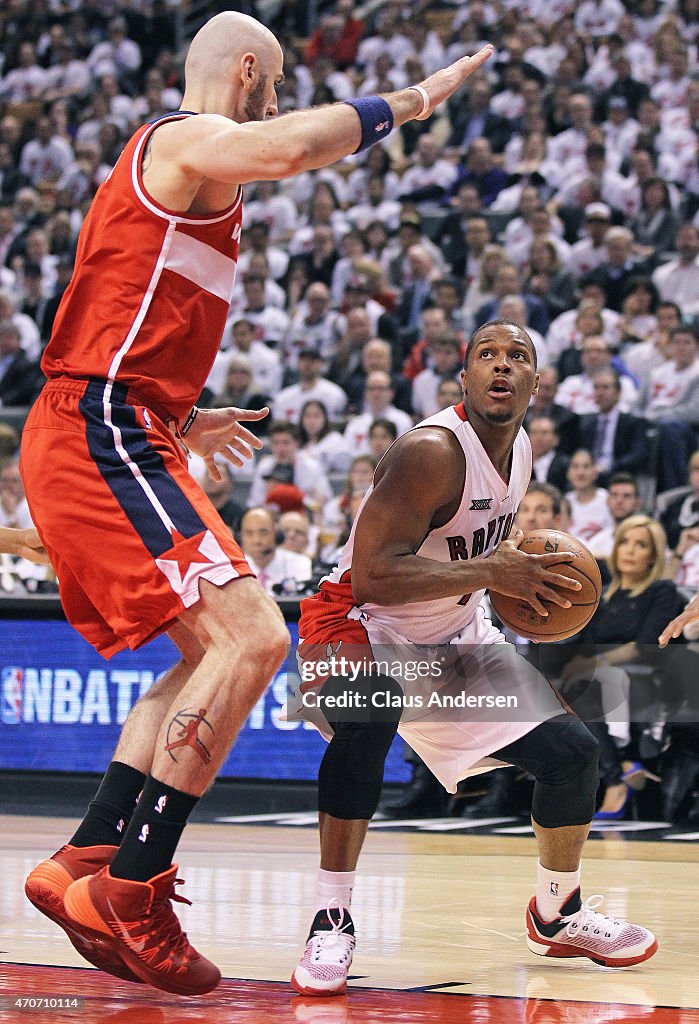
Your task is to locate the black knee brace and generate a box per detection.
[317,674,402,820]
[495,714,599,829]
[530,716,600,828]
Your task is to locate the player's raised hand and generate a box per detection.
[487,535,582,618]
[412,45,494,120]
[658,591,699,646]
[183,405,268,480]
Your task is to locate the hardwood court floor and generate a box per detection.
[2,814,699,1023]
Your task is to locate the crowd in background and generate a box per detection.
[0,0,698,818]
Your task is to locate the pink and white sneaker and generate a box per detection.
[291,903,356,996]
[526,888,658,968]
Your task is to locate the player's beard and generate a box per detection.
[245,73,269,122]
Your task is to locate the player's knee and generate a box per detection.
[318,720,396,819]
[234,592,289,671]
[536,716,599,787]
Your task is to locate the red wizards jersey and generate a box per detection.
[42,112,243,421]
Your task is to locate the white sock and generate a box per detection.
[535,861,581,922]
[316,868,355,914]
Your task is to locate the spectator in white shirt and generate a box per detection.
[285,281,342,368]
[229,317,282,395]
[273,348,347,424]
[412,332,463,418]
[298,398,352,474]
[0,43,47,102]
[652,223,699,317]
[248,421,331,510]
[399,134,458,203]
[574,0,625,38]
[236,220,289,282]
[588,474,642,559]
[569,203,612,280]
[622,299,679,392]
[87,17,142,84]
[19,117,72,187]
[243,180,298,244]
[238,273,289,346]
[344,371,413,454]
[556,335,638,414]
[240,506,312,594]
[641,326,699,490]
[43,40,91,103]
[566,448,614,544]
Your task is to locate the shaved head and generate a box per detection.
[184,12,283,120]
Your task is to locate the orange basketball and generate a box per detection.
[489,529,602,642]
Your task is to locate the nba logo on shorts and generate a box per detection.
[1,667,23,724]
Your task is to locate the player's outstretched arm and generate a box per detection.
[158,46,493,186]
[0,526,49,564]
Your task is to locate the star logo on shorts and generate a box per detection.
[155,528,229,597]
[159,529,214,581]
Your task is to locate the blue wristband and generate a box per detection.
[344,95,394,154]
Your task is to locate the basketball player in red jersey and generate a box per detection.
[21,10,496,997]
[291,321,658,996]
[0,525,47,563]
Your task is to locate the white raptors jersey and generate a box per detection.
[326,402,532,644]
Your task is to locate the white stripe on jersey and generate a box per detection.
[162,230,237,304]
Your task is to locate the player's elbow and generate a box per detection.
[351,565,390,606]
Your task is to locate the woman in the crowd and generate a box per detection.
[462,244,506,323]
[562,515,684,818]
[318,454,376,564]
[617,276,660,348]
[524,237,578,319]
[630,176,681,253]
[566,448,613,544]
[298,399,352,474]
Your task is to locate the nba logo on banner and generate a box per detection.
[1,667,24,724]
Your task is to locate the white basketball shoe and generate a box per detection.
[526,888,658,968]
[291,902,356,996]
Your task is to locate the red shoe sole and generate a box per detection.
[25,861,143,984]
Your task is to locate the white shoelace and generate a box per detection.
[310,901,355,964]
[561,894,625,941]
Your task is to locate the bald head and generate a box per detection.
[184,12,283,121]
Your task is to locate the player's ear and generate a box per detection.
[531,372,540,397]
[460,367,468,394]
[240,52,255,86]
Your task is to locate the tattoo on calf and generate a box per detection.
[164,707,214,764]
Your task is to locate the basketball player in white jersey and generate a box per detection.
[291,321,657,995]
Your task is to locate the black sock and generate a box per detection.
[109,776,199,882]
[70,761,146,848]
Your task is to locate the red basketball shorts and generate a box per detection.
[20,378,254,658]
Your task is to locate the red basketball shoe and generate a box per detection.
[526,889,658,968]
[25,845,142,983]
[63,864,221,995]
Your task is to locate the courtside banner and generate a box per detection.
[0,618,410,782]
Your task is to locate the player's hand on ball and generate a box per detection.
[487,537,582,618]
[184,405,268,479]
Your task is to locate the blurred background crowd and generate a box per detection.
[0,0,698,822]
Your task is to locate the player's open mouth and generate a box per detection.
[488,380,514,397]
